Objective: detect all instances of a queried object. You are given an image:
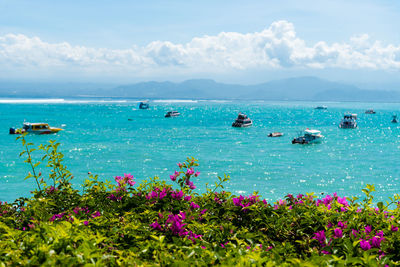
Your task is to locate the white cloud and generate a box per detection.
[0,20,400,79]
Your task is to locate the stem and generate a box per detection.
[25,145,41,191]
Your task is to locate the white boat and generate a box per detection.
[232,113,252,127]
[292,129,324,144]
[165,111,180,117]
[268,132,283,137]
[365,109,376,114]
[315,106,327,110]
[392,115,398,123]
[339,113,357,129]
[9,122,63,135]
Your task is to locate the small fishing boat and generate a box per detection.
[292,129,324,144]
[165,111,180,118]
[365,109,376,114]
[138,101,149,109]
[9,122,63,135]
[268,132,283,137]
[392,115,398,123]
[339,113,357,129]
[232,113,252,128]
[315,106,327,110]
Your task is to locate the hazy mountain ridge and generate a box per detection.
[1,77,400,102]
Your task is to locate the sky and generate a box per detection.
[0,0,400,86]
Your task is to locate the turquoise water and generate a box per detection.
[1,99,400,203]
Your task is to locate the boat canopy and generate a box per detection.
[304,129,321,135]
[344,113,357,119]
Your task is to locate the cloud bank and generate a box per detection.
[0,20,399,79]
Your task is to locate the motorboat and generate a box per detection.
[9,122,63,135]
[268,132,283,137]
[392,115,398,123]
[232,113,252,127]
[138,101,149,109]
[165,111,180,118]
[339,113,357,129]
[365,109,376,114]
[315,106,327,110]
[292,129,324,144]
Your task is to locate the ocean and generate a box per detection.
[1,99,399,203]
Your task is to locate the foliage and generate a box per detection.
[1,136,400,265]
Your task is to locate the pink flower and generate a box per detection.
[84,221,89,226]
[360,239,371,250]
[365,225,372,234]
[370,236,384,248]
[92,211,101,218]
[186,180,196,190]
[159,188,167,200]
[337,221,347,229]
[333,228,343,238]
[391,225,399,232]
[150,220,162,231]
[171,190,184,200]
[186,168,195,176]
[194,171,200,177]
[124,173,136,186]
[313,230,326,246]
[170,175,177,181]
[190,202,200,209]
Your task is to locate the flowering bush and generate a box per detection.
[1,137,400,265]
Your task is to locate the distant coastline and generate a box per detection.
[1,76,400,102]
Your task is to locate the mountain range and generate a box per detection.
[1,77,400,102]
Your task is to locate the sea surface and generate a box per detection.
[1,98,400,203]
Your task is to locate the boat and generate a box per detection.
[268,132,283,137]
[232,113,252,127]
[165,111,180,118]
[138,101,149,109]
[292,129,324,144]
[315,106,328,110]
[365,109,376,114]
[9,122,63,135]
[392,115,398,123]
[339,113,357,129]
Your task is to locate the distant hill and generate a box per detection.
[1,77,400,102]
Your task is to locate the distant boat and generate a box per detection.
[315,106,327,110]
[365,109,376,114]
[232,113,252,128]
[292,129,324,144]
[268,132,283,137]
[392,115,398,123]
[9,122,63,135]
[165,111,180,118]
[138,101,149,109]
[339,113,357,129]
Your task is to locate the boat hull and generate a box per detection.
[232,122,252,127]
[339,123,357,129]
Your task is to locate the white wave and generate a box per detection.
[0,98,128,104]
[198,100,232,103]
[153,99,198,103]
[0,98,65,103]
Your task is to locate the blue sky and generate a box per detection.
[0,0,399,85]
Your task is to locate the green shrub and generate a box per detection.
[0,135,399,265]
